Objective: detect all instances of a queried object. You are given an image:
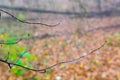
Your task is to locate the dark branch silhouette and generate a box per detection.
[0,41,106,73]
[0,9,60,27]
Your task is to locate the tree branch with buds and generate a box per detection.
[0,41,106,73]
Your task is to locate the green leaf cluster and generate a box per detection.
[0,34,37,76]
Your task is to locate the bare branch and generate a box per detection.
[0,41,106,73]
[0,9,60,27]
[44,40,106,70]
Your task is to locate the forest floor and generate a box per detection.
[0,15,120,80]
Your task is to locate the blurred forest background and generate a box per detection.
[0,0,120,35]
[0,0,120,80]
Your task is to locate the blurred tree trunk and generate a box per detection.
[97,0,102,12]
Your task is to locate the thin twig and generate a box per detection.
[0,9,60,27]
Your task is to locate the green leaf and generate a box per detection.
[14,69,23,76]
[14,45,26,52]
[9,53,18,60]
[22,52,31,57]
[11,67,24,76]
[16,59,21,65]
[6,38,17,45]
